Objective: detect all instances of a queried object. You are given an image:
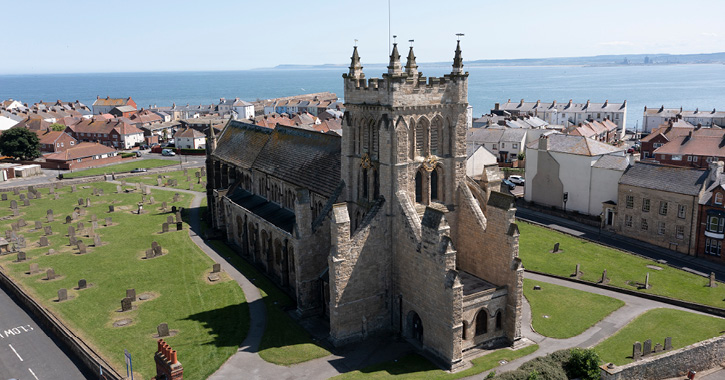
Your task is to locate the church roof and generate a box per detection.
[213,121,274,169]
[227,188,295,233]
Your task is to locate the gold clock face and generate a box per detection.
[361,153,372,169]
[422,155,438,172]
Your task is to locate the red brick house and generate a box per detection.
[65,118,144,149]
[45,142,120,170]
[92,96,137,115]
[35,130,78,153]
[109,106,137,118]
[697,162,725,263]
[650,130,725,168]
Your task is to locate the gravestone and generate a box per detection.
[189,183,193,190]
[28,186,35,194]
[49,187,54,194]
[53,194,59,200]
[47,208,54,216]
[85,198,91,207]
[10,200,17,209]
[167,216,174,224]
[195,171,200,179]
[18,218,26,227]
[105,217,112,226]
[27,192,35,200]
[13,188,18,195]
[35,192,41,200]
[78,279,87,289]
[709,272,717,287]
[633,341,642,360]
[78,198,83,206]
[71,185,77,193]
[77,222,84,231]
[212,263,221,273]
[144,186,151,195]
[57,288,67,302]
[162,223,169,233]
[93,234,101,247]
[171,206,177,213]
[65,216,72,224]
[29,263,39,274]
[121,181,126,187]
[121,297,132,312]
[34,221,42,229]
[149,196,155,204]
[156,178,162,186]
[77,241,87,254]
[600,269,609,284]
[44,226,52,236]
[1,194,6,201]
[11,223,18,232]
[654,343,663,353]
[19,194,25,200]
[175,212,181,223]
[108,205,115,213]
[142,195,146,203]
[152,242,162,256]
[116,185,122,194]
[23,199,29,207]
[17,251,26,261]
[69,236,77,246]
[167,179,173,186]
[644,273,650,289]
[46,269,56,280]
[92,221,98,230]
[157,323,169,337]
[39,236,49,247]
[126,289,136,302]
[16,236,25,249]
[47,248,55,255]
[184,168,188,176]
[176,222,182,231]
[200,167,205,176]
[98,188,104,196]
[145,249,155,259]
[173,193,180,202]
[136,183,141,191]
[664,337,672,350]
[643,339,652,356]
[68,226,75,237]
[574,263,581,278]
[12,209,18,217]
[162,201,167,211]
[71,211,79,220]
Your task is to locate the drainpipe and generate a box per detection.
[690,195,697,256]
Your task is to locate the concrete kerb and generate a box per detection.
[0,266,122,380]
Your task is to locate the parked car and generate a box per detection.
[130,168,147,173]
[161,149,176,156]
[508,175,525,185]
[502,179,516,190]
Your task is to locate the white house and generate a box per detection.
[174,127,205,149]
[467,128,527,163]
[218,98,254,120]
[642,106,725,134]
[525,133,630,215]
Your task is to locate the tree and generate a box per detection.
[0,128,41,160]
[49,123,66,131]
[564,348,601,380]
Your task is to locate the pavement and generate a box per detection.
[0,283,88,380]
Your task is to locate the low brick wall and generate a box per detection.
[0,267,123,379]
[600,335,725,380]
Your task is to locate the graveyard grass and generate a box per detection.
[523,279,625,338]
[517,221,725,308]
[331,345,539,380]
[0,182,248,379]
[594,308,725,365]
[61,159,176,179]
[208,240,331,365]
[132,169,207,192]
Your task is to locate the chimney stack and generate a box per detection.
[155,339,183,380]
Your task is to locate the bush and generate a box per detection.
[120,152,136,158]
[564,348,601,380]
[486,370,497,379]
[519,360,566,380]
[495,369,531,380]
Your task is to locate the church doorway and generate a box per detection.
[415,172,422,203]
[407,310,424,344]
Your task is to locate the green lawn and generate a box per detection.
[518,221,725,308]
[62,159,176,179]
[594,308,725,365]
[208,240,331,365]
[523,279,624,338]
[332,345,539,380]
[0,182,248,379]
[132,169,207,192]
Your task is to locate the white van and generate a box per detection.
[161,149,176,156]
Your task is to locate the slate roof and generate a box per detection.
[619,162,708,195]
[93,97,134,107]
[592,155,630,171]
[654,133,725,157]
[527,134,625,156]
[499,99,626,113]
[227,187,295,233]
[174,127,204,139]
[213,121,273,169]
[45,142,116,161]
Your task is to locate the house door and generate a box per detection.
[606,209,614,226]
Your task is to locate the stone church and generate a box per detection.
[206,41,523,369]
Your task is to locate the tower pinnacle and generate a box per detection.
[452,40,464,74]
[388,43,402,75]
[348,45,364,79]
[405,41,418,77]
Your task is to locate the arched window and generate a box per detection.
[363,122,370,152]
[716,192,723,205]
[362,168,369,199]
[495,311,502,330]
[372,121,379,157]
[431,117,442,156]
[462,321,467,340]
[430,169,439,201]
[475,310,488,336]
[415,119,425,157]
[415,171,423,203]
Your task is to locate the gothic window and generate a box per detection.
[415,171,423,203]
[362,168,369,199]
[363,122,370,152]
[475,309,488,336]
[415,120,424,157]
[430,168,439,201]
[495,311,502,330]
[431,117,442,156]
[372,121,379,158]
[373,169,380,199]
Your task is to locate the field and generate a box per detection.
[132,169,207,192]
[62,159,176,179]
[0,182,248,379]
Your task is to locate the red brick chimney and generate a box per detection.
[153,339,183,380]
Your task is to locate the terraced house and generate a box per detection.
[207,42,524,369]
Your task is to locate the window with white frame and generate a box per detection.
[715,193,723,205]
[705,238,722,256]
[658,222,666,235]
[676,225,684,239]
[626,195,634,209]
[678,204,686,219]
[641,218,648,231]
[707,215,725,233]
[659,201,668,215]
[625,215,633,227]
[642,198,650,212]
[672,155,682,161]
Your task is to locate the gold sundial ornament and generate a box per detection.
[422,155,438,172]
[360,153,372,169]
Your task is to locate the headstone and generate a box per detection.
[85,198,91,207]
[23,199,29,207]
[16,251,26,261]
[141,195,146,203]
[11,222,18,232]
[157,323,169,337]
[16,236,25,249]
[149,196,155,204]
[77,222,84,231]
[176,222,182,231]
[47,248,55,255]
[121,181,126,187]
[71,185,76,193]
[709,272,717,287]
[69,236,77,246]
[189,183,194,190]
[68,225,75,237]
[644,273,650,289]
[10,200,17,209]
[57,288,67,302]
[664,337,672,351]
[105,217,112,226]
[162,223,169,233]
[35,192,41,200]
[54,194,59,200]
[44,226,52,236]
[77,241,87,254]
[633,341,642,360]
[212,263,221,273]
[144,186,150,195]
[643,339,652,356]
[171,206,177,213]
[49,187,54,194]
[34,221,42,229]
[12,209,18,216]
[46,268,56,280]
[137,204,143,214]
[175,212,181,223]
[12,188,18,195]
[19,193,25,200]
[195,171,200,178]
[108,205,115,213]
[78,279,87,289]
[98,188,104,196]
[184,168,188,175]
[200,167,205,176]
[116,185,122,194]
[4,230,10,239]
[93,234,101,247]
[654,343,663,353]
[18,218,26,227]
[162,201,167,211]
[600,269,609,284]
[78,198,83,206]
[1,194,6,201]
[575,263,581,278]
[121,297,132,312]
[28,186,35,194]
[39,236,49,247]
[29,263,39,274]
[157,178,162,186]
[65,216,72,224]
[173,193,180,202]
[145,249,154,259]
[152,242,162,256]
[126,289,136,302]
[27,192,35,200]
[71,211,78,220]
[167,215,174,224]
[136,183,141,191]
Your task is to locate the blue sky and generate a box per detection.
[3,0,724,74]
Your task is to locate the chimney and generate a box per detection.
[709,161,724,182]
[519,99,524,106]
[538,134,549,151]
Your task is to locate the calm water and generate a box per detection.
[1,64,724,131]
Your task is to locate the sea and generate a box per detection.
[1,64,724,131]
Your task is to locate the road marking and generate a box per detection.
[29,368,39,380]
[8,343,23,361]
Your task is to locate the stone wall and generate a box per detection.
[600,335,725,380]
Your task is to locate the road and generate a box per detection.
[0,286,88,380]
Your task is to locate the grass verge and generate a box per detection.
[0,182,248,379]
[132,169,207,192]
[518,221,725,308]
[523,279,624,338]
[62,159,176,179]
[332,345,539,380]
[594,308,725,365]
